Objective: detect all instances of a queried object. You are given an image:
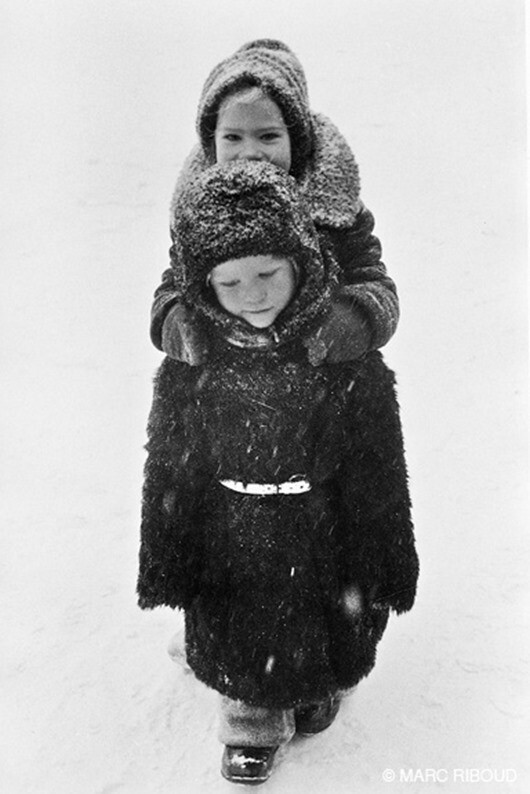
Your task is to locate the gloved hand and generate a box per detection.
[161,303,209,366]
[303,299,372,366]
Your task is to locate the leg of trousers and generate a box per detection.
[218,696,296,747]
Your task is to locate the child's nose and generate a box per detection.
[240,139,265,161]
[245,280,267,303]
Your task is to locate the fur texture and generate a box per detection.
[150,39,398,355]
[170,112,361,231]
[197,39,312,177]
[171,161,336,347]
[138,347,418,708]
[138,162,418,709]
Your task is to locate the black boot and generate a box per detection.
[295,696,341,736]
[221,745,279,785]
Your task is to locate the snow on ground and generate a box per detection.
[1,1,528,792]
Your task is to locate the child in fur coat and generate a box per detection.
[137,160,418,785]
[151,38,398,368]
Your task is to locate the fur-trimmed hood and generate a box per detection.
[171,160,339,351]
[299,113,361,227]
[197,39,312,177]
[192,38,360,219]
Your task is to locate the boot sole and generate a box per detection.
[221,770,271,785]
[297,725,334,737]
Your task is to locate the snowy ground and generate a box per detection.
[1,1,528,792]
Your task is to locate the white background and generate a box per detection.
[1,1,528,792]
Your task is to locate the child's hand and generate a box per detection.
[304,300,372,366]
[162,304,209,366]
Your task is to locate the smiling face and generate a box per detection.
[209,255,296,328]
[214,90,292,173]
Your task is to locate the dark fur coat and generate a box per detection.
[138,159,418,709]
[138,339,418,708]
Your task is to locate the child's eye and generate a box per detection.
[222,133,240,143]
[261,133,281,142]
[258,269,278,280]
[217,280,239,289]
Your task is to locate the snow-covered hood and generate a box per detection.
[171,160,339,349]
[196,39,313,177]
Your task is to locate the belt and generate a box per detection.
[219,477,311,496]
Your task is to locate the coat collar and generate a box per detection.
[299,112,361,227]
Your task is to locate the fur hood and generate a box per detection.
[171,160,339,351]
[197,39,312,176]
[299,113,361,227]
[192,38,361,220]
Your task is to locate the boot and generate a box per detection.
[295,696,341,736]
[221,745,278,785]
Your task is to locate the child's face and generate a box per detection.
[214,91,292,173]
[209,255,296,328]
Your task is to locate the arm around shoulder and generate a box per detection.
[150,246,209,365]
[329,204,400,350]
[150,262,180,351]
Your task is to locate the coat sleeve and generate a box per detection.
[137,358,210,610]
[335,353,419,614]
[325,204,400,351]
[149,245,210,365]
[150,147,212,362]
[150,257,180,352]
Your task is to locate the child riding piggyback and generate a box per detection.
[151,38,399,368]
